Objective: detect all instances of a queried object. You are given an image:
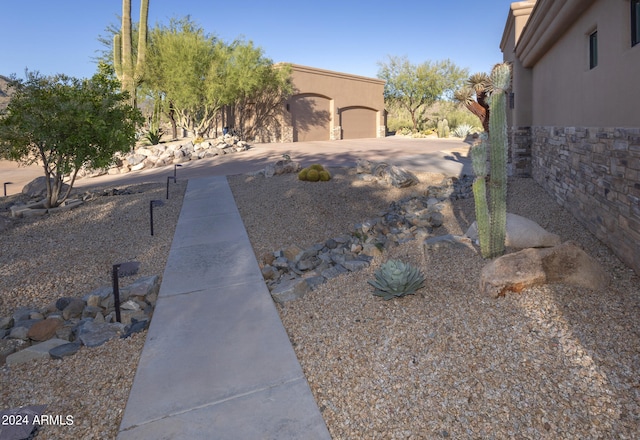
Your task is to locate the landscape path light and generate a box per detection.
[174,163,182,180]
[166,176,176,199]
[149,199,164,236]
[3,182,12,197]
[112,261,140,323]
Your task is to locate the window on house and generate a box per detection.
[589,30,598,69]
[633,0,640,46]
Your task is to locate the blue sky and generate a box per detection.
[1,1,511,80]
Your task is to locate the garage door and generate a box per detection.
[341,107,376,139]
[290,95,330,142]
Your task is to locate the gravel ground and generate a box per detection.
[0,180,186,440]
[229,168,640,439]
[2,167,639,440]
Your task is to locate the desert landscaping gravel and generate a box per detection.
[1,181,186,439]
[2,166,639,439]
[229,168,640,439]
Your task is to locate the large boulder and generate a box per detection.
[372,163,419,188]
[466,213,561,249]
[22,176,70,199]
[480,241,609,297]
[356,159,419,188]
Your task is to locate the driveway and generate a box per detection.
[0,136,472,196]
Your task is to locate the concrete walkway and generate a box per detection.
[117,176,331,439]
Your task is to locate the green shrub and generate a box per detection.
[368,259,426,300]
[194,136,205,144]
[298,169,308,180]
[310,164,325,172]
[319,170,331,181]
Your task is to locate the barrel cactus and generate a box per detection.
[306,169,320,182]
[368,259,425,300]
[298,164,331,182]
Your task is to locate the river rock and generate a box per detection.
[49,342,81,360]
[271,278,311,304]
[27,317,63,342]
[77,321,123,347]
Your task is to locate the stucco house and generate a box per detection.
[501,0,640,274]
[261,64,386,143]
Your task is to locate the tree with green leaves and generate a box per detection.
[144,18,292,139]
[0,65,143,208]
[144,17,225,137]
[221,42,293,139]
[377,55,468,131]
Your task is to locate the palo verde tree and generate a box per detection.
[144,17,225,137]
[219,41,293,139]
[377,55,468,131]
[144,18,292,139]
[0,65,143,208]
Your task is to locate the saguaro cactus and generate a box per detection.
[114,0,149,107]
[471,63,511,259]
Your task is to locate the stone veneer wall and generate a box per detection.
[531,126,640,275]
[509,126,533,177]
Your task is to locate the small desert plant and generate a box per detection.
[298,164,331,182]
[437,119,450,138]
[306,169,320,181]
[193,136,205,144]
[145,127,163,145]
[453,123,474,138]
[368,259,426,300]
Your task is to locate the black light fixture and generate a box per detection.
[3,181,12,197]
[174,163,182,180]
[112,261,140,323]
[166,176,176,199]
[149,199,164,236]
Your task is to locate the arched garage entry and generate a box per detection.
[289,93,331,142]
[340,106,377,139]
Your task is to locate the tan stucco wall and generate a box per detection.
[514,0,640,127]
[502,1,536,127]
[501,0,640,275]
[284,64,386,141]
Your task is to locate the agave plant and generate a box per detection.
[453,123,474,138]
[368,259,426,300]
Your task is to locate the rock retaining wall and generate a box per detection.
[531,126,640,275]
[76,135,250,179]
